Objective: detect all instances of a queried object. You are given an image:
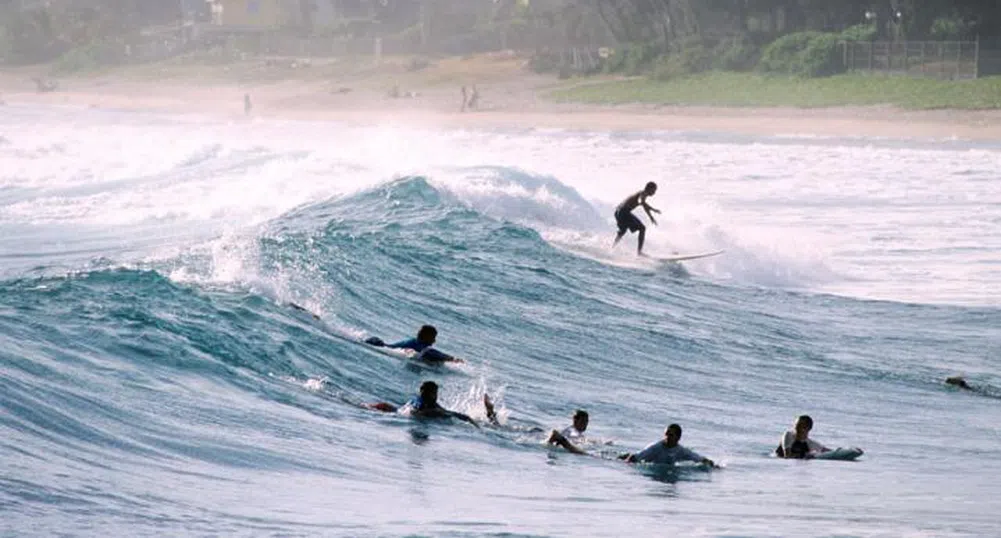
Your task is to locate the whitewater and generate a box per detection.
[1,104,999,537]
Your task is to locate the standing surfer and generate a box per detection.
[613,182,660,256]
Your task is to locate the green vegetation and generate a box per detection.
[5,0,999,113]
[758,32,841,77]
[51,42,126,74]
[547,72,1001,109]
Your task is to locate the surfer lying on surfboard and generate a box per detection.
[364,381,478,426]
[945,376,1000,399]
[613,182,660,256]
[365,324,464,364]
[619,423,717,467]
[368,389,592,447]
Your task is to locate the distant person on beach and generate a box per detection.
[365,324,464,363]
[32,77,58,93]
[244,94,252,115]
[460,86,468,112]
[613,182,660,256]
[467,85,480,110]
[620,423,716,467]
[775,415,830,459]
[364,381,477,426]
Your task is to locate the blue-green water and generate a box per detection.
[1,106,1000,537]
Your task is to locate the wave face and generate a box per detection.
[2,106,1000,537]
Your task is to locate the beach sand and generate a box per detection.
[3,53,1001,140]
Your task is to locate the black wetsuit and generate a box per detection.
[776,439,811,459]
[614,192,647,234]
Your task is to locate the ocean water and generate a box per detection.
[1,104,999,537]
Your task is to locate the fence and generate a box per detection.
[838,40,985,79]
[126,23,203,63]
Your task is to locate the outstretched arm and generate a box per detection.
[641,197,659,224]
[420,348,465,363]
[448,410,480,428]
[681,447,716,467]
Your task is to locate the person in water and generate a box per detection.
[365,325,463,363]
[776,415,830,459]
[364,381,477,426]
[613,182,660,256]
[945,376,1000,398]
[946,376,973,390]
[546,409,590,455]
[620,424,716,467]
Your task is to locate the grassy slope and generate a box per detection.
[547,72,1001,109]
[47,50,536,88]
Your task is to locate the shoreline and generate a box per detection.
[4,63,1001,140]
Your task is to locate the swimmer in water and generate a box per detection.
[775,415,830,459]
[620,423,716,467]
[946,376,972,390]
[546,409,590,455]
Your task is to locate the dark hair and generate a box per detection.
[419,381,438,395]
[666,423,682,437]
[417,325,438,342]
[573,409,589,420]
[797,415,814,430]
[645,181,657,192]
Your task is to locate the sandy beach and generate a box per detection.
[3,54,1001,140]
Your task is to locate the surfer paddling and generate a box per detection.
[946,376,973,390]
[945,376,1000,398]
[364,381,478,426]
[620,423,716,467]
[365,324,464,364]
[613,182,660,256]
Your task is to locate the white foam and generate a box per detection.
[3,108,999,305]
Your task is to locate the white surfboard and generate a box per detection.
[653,250,725,263]
[813,447,864,461]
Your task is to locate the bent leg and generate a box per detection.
[636,224,647,255]
[483,394,499,425]
[613,229,626,247]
